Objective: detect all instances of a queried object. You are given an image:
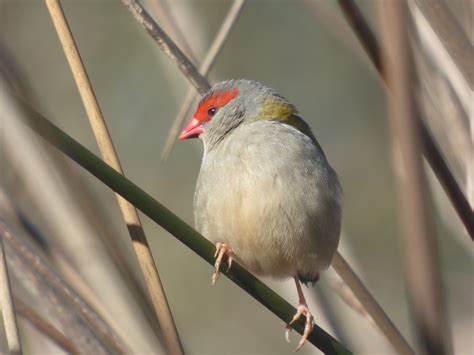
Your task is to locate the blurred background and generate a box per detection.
[0,0,472,354]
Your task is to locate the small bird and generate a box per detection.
[180,80,342,350]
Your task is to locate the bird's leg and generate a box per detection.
[285,276,315,351]
[211,242,234,285]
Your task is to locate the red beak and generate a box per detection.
[179,117,204,140]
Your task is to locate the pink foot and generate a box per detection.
[285,277,315,351]
[211,242,234,285]
[285,303,314,351]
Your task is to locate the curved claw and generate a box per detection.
[289,307,304,326]
[211,270,220,286]
[286,304,315,351]
[227,255,233,271]
[211,243,234,285]
[285,325,292,343]
[214,242,222,258]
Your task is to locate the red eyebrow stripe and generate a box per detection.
[194,88,239,121]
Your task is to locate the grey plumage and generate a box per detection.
[193,80,342,284]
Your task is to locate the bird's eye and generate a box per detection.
[207,107,217,117]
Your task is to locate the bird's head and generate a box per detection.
[179,80,310,149]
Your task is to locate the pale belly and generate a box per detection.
[193,121,342,280]
[194,163,340,280]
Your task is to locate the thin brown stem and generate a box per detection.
[0,222,130,354]
[15,296,78,354]
[148,0,198,64]
[337,0,383,78]
[419,122,474,237]
[414,0,473,93]
[337,0,473,240]
[0,238,22,354]
[379,2,451,354]
[332,252,414,355]
[45,1,183,353]
[161,0,246,161]
[121,0,210,94]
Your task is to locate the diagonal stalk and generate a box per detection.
[17,95,352,355]
[337,0,474,240]
[0,238,22,354]
[121,0,210,94]
[15,296,77,354]
[160,0,246,161]
[379,1,451,353]
[45,1,183,353]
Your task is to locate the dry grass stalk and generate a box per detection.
[337,0,474,240]
[161,0,246,161]
[410,0,474,234]
[332,252,414,354]
[379,1,451,353]
[44,1,183,353]
[412,0,472,112]
[337,0,382,77]
[0,87,162,352]
[0,237,22,354]
[148,0,198,64]
[121,0,210,94]
[15,296,77,354]
[0,221,130,354]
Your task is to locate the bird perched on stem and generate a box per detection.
[180,80,342,351]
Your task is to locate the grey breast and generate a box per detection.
[194,120,342,277]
